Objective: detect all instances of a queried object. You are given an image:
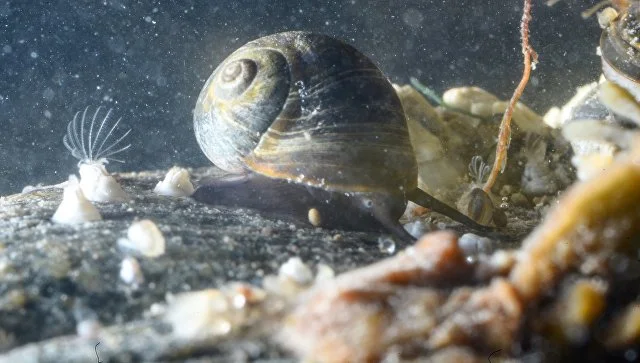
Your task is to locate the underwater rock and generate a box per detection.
[278,144,640,362]
[0,167,403,362]
[395,83,574,214]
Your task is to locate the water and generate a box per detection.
[0,1,601,196]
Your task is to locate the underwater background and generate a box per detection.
[0,0,600,195]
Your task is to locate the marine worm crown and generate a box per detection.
[63,106,132,167]
[468,155,490,185]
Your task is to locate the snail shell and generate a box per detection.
[193,31,493,241]
[194,31,417,193]
[600,2,640,101]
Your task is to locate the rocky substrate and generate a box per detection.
[1,152,639,362]
[0,168,406,362]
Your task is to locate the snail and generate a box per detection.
[192,31,493,242]
[556,3,640,181]
[599,1,640,121]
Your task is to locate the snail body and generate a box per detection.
[193,31,492,241]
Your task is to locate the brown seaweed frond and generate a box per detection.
[483,0,538,193]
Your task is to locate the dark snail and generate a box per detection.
[192,31,493,242]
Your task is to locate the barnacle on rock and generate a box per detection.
[117,219,166,258]
[153,166,195,197]
[457,156,496,226]
[63,106,130,202]
[51,176,102,224]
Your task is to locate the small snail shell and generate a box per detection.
[600,3,640,101]
[193,31,493,241]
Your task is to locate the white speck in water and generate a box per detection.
[30,51,38,59]
[378,237,396,254]
[42,87,54,101]
[402,8,424,29]
[625,349,638,362]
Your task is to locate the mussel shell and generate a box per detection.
[194,31,417,194]
[466,187,494,226]
[600,3,640,100]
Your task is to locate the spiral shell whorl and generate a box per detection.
[600,3,640,100]
[194,31,417,193]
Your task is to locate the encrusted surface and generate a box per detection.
[0,168,406,362]
[2,145,639,362]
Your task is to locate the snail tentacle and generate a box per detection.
[408,188,496,235]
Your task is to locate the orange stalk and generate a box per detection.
[483,0,538,193]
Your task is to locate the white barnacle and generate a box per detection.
[153,166,195,197]
[63,106,131,202]
[119,256,144,286]
[278,257,313,285]
[77,162,129,202]
[118,219,166,258]
[51,176,102,224]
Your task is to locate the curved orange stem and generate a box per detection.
[483,0,537,194]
